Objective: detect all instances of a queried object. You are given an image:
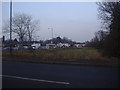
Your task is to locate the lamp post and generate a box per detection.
[10,0,12,56]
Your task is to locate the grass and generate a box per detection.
[2,48,119,63]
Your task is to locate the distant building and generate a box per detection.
[31,42,41,49]
[46,43,56,49]
[74,43,86,48]
[74,44,82,48]
[57,43,70,48]
[56,43,63,48]
[63,43,71,48]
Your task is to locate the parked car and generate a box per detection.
[12,47,19,50]
[3,47,10,50]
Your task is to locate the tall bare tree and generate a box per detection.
[97,1,120,57]
[3,13,40,46]
[26,19,39,42]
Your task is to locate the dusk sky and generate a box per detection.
[2,2,101,42]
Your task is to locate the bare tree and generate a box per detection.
[95,30,108,42]
[97,1,120,57]
[26,19,40,42]
[12,13,28,42]
[3,13,40,46]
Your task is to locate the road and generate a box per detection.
[2,61,119,88]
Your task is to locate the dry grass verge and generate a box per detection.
[2,48,119,63]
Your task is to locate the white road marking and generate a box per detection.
[0,75,70,85]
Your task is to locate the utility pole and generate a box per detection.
[10,0,12,56]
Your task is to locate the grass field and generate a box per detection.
[2,48,119,63]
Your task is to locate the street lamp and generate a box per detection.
[10,0,12,55]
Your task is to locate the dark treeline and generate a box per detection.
[86,2,120,58]
[3,36,82,47]
[43,37,76,45]
[85,30,108,49]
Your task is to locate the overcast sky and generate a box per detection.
[2,2,101,42]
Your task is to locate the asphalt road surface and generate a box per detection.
[2,61,119,88]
